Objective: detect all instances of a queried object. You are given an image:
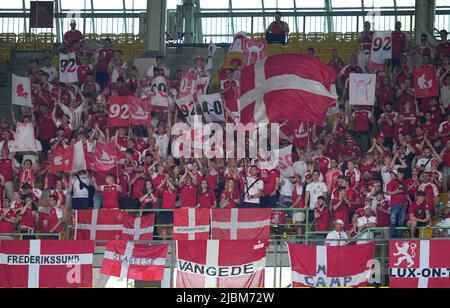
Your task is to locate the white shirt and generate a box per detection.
[441,86,450,109]
[280,177,293,197]
[305,181,328,207]
[326,230,348,246]
[416,157,433,173]
[243,177,264,204]
[357,216,377,244]
[41,65,58,82]
[153,133,170,159]
[72,175,91,199]
[293,160,308,180]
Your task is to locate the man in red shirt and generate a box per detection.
[407,191,431,238]
[96,38,115,89]
[265,11,289,45]
[338,54,364,99]
[435,30,450,66]
[352,107,374,153]
[378,103,398,150]
[357,21,373,72]
[63,20,86,51]
[386,169,409,239]
[391,21,409,69]
[179,169,198,208]
[260,166,280,208]
[314,196,331,242]
[0,198,16,234]
[0,148,14,201]
[94,174,122,209]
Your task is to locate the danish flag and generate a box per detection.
[101,241,168,281]
[211,209,272,240]
[74,210,125,246]
[49,145,74,172]
[173,208,210,240]
[121,214,155,241]
[239,54,338,125]
[389,240,450,288]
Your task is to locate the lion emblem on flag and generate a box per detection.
[393,242,417,268]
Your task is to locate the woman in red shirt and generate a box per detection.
[19,196,38,239]
[140,180,157,210]
[18,160,37,188]
[220,179,240,209]
[158,175,178,240]
[198,180,217,209]
[0,198,17,234]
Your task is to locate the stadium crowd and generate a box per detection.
[1,17,450,244]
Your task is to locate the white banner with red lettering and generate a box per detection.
[60,52,78,83]
[12,122,38,152]
[413,66,439,99]
[101,241,167,281]
[287,243,375,288]
[277,145,294,178]
[150,76,169,110]
[74,209,125,246]
[121,214,155,241]
[179,71,197,98]
[211,209,272,240]
[389,240,450,288]
[176,240,267,288]
[198,93,226,123]
[173,208,210,240]
[349,73,376,106]
[369,31,392,71]
[12,74,32,107]
[243,39,267,67]
[0,240,94,288]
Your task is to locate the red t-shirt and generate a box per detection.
[408,201,430,220]
[180,184,198,208]
[0,208,16,233]
[391,31,407,58]
[38,112,57,140]
[47,207,64,233]
[205,172,218,190]
[435,41,450,61]
[77,65,92,85]
[353,110,372,132]
[101,185,120,209]
[315,206,331,232]
[0,158,14,182]
[387,180,407,205]
[161,189,177,209]
[97,48,115,72]
[260,168,280,196]
[198,190,216,209]
[131,178,146,200]
[376,200,391,227]
[63,30,85,44]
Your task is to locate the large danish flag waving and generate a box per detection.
[239,54,338,125]
[389,240,450,288]
[74,210,125,246]
[121,214,155,241]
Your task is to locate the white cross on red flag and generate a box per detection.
[0,240,94,288]
[211,209,271,240]
[176,240,267,288]
[101,241,168,281]
[173,208,210,240]
[74,209,125,246]
[121,214,155,241]
[389,240,450,288]
[239,54,338,125]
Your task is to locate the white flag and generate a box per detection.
[72,141,87,172]
[277,145,294,178]
[12,123,38,152]
[369,31,392,71]
[150,76,169,110]
[60,52,78,84]
[12,74,32,107]
[349,74,376,106]
[198,93,226,123]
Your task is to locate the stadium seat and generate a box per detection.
[306,32,325,42]
[267,44,283,56]
[283,43,302,54]
[100,33,117,42]
[35,32,55,51]
[0,33,17,44]
[130,43,145,59]
[84,33,100,43]
[289,32,306,43]
[325,32,344,42]
[343,32,359,42]
[134,33,146,44]
[117,33,136,44]
[16,33,36,51]
[252,32,266,40]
